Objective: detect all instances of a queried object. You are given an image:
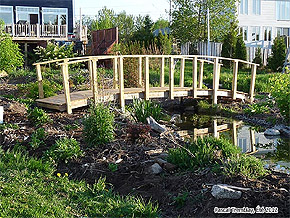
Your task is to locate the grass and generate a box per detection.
[0,148,159,217]
[168,136,268,179]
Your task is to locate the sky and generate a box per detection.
[74,0,170,21]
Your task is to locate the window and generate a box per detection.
[240,26,248,41]
[240,0,248,14]
[277,27,290,37]
[252,0,261,15]
[251,26,260,41]
[0,6,13,24]
[264,27,272,41]
[42,7,68,26]
[238,138,248,153]
[277,1,290,20]
[16,6,39,24]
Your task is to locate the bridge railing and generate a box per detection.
[33,55,258,114]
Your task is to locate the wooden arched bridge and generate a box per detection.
[33,55,258,114]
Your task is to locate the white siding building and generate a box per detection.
[237,0,290,45]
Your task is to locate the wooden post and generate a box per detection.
[169,57,175,100]
[232,60,239,100]
[250,129,256,152]
[36,64,44,99]
[232,120,238,146]
[88,59,93,90]
[192,56,198,98]
[198,60,204,89]
[145,56,150,100]
[61,60,72,114]
[213,119,219,139]
[92,58,98,103]
[118,57,125,111]
[113,57,118,89]
[249,64,257,103]
[212,58,219,104]
[24,43,28,67]
[160,57,165,87]
[138,57,143,87]
[180,57,185,87]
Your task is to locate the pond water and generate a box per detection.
[175,114,290,167]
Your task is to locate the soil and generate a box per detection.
[1,96,289,218]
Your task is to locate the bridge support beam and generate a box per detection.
[250,65,257,103]
[113,57,118,89]
[92,58,98,103]
[180,57,185,87]
[232,60,239,100]
[169,57,175,100]
[138,57,143,87]
[160,57,165,87]
[36,64,44,99]
[198,60,204,89]
[145,57,150,100]
[62,59,72,114]
[118,57,125,112]
[192,57,198,98]
[212,58,220,104]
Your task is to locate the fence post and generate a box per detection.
[198,60,204,89]
[160,56,165,87]
[61,59,72,114]
[249,64,257,103]
[232,60,239,100]
[113,57,118,89]
[36,64,44,99]
[169,57,175,100]
[138,56,143,87]
[180,57,185,87]
[118,57,125,112]
[145,56,150,100]
[192,56,198,98]
[92,58,98,103]
[212,58,219,104]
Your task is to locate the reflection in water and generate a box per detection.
[176,115,282,156]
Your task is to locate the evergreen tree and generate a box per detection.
[268,37,286,72]
[221,22,238,67]
[235,34,247,67]
[253,47,262,66]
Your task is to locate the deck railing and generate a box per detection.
[33,55,259,114]
[4,24,67,38]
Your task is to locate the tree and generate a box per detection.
[221,22,238,67]
[268,37,286,72]
[155,32,172,55]
[171,0,237,43]
[0,20,23,73]
[235,34,247,62]
[152,18,170,31]
[253,47,262,66]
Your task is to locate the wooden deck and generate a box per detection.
[36,87,248,111]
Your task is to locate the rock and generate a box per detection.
[211,184,242,199]
[170,114,181,124]
[158,152,169,159]
[149,163,163,174]
[155,158,177,171]
[264,128,280,136]
[0,71,8,78]
[146,116,167,133]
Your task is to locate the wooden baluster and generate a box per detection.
[198,60,204,89]
[118,57,125,112]
[180,57,185,87]
[212,58,219,104]
[232,120,238,146]
[250,64,257,103]
[213,119,219,139]
[138,56,143,87]
[88,59,93,90]
[232,60,239,100]
[113,57,118,89]
[145,56,150,100]
[250,129,256,152]
[61,59,72,114]
[160,57,165,87]
[36,64,44,99]
[169,57,175,100]
[92,58,98,103]
[192,56,198,98]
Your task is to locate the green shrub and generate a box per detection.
[223,155,268,179]
[83,104,115,146]
[234,34,247,66]
[168,137,240,170]
[29,128,46,149]
[28,107,52,126]
[268,36,286,72]
[18,80,62,100]
[244,103,270,115]
[253,47,262,66]
[270,73,290,121]
[128,99,162,123]
[45,137,83,163]
[0,20,23,73]
[0,123,19,131]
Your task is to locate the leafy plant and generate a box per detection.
[28,107,52,126]
[173,192,189,209]
[29,128,46,149]
[0,123,19,131]
[126,122,151,143]
[83,104,115,146]
[128,99,162,123]
[45,137,83,163]
[108,163,118,172]
[244,103,270,115]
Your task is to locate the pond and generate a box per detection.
[175,114,290,168]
